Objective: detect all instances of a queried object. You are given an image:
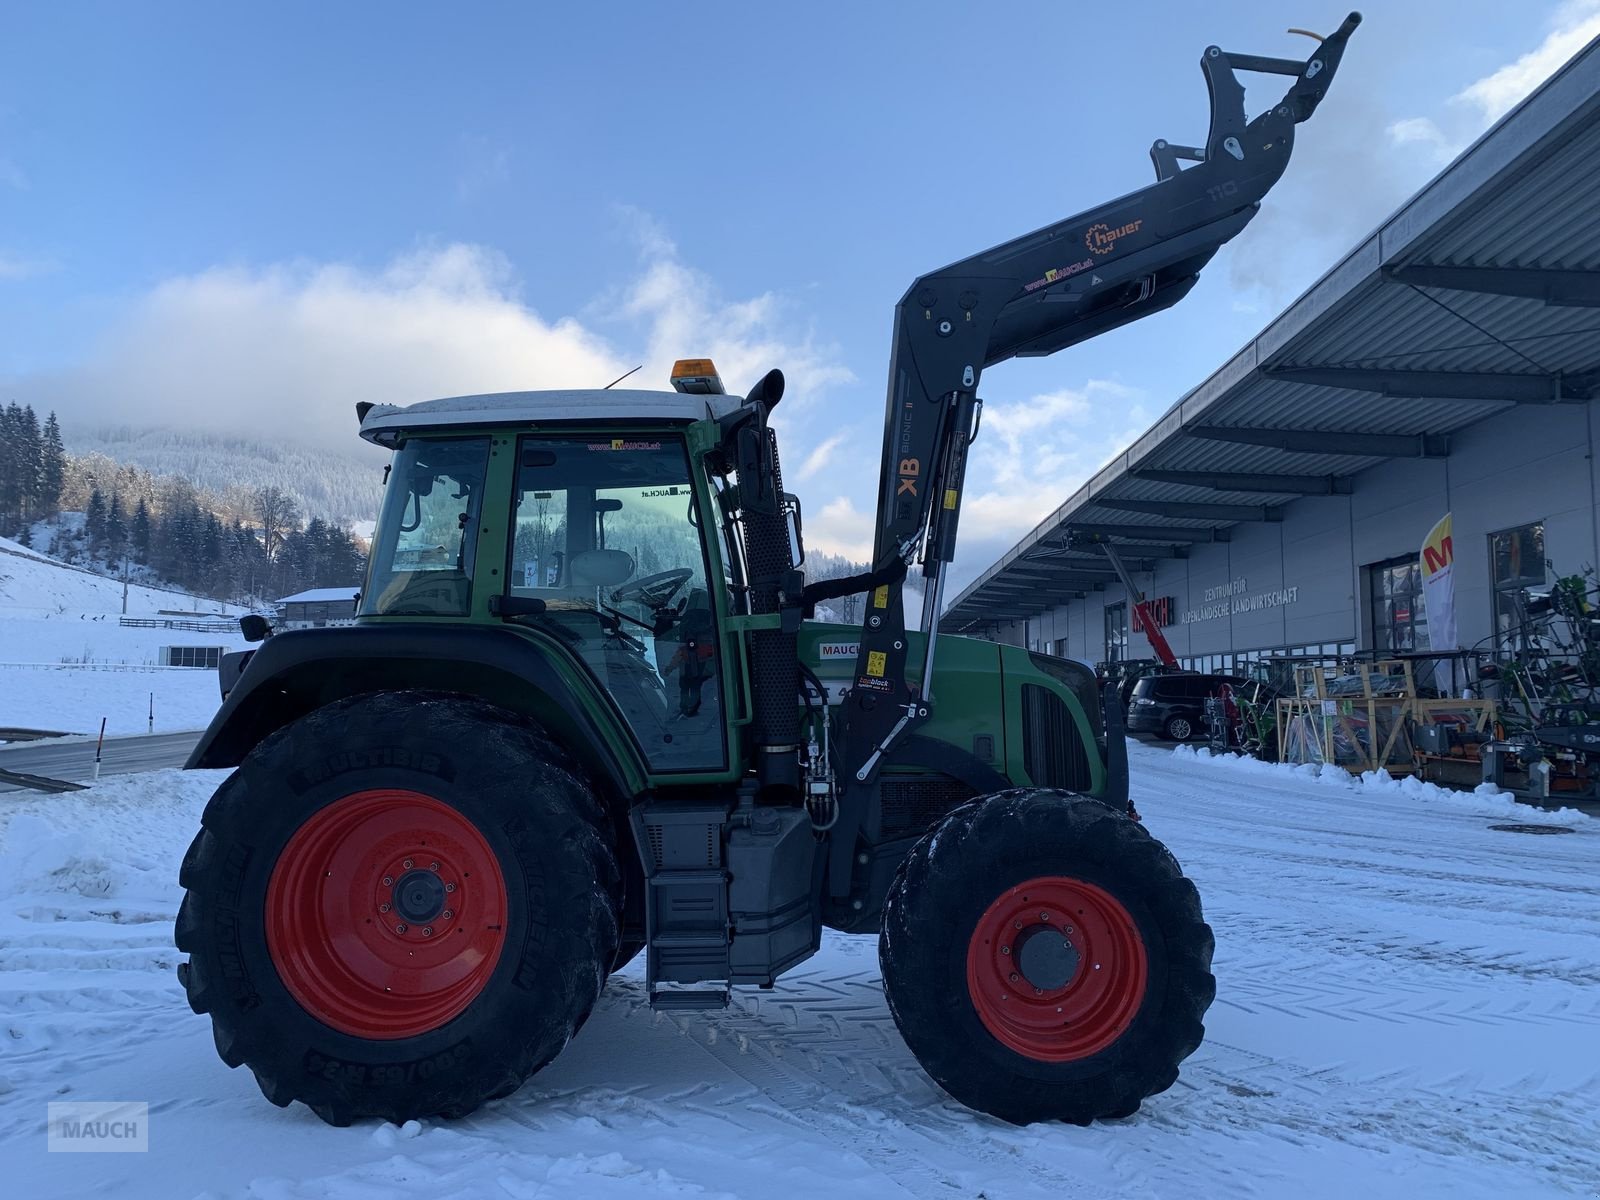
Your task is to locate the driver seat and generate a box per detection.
[567,548,636,590]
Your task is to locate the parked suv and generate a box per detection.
[1128,672,1247,741]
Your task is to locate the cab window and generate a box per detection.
[361,437,489,617]
[506,435,725,772]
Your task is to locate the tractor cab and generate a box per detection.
[356,385,753,775]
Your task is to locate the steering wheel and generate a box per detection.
[612,568,694,609]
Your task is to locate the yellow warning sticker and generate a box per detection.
[873,585,889,609]
[611,438,624,450]
[866,650,887,677]
[943,488,958,510]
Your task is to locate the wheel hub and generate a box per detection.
[392,868,446,923]
[1015,924,1080,991]
[965,875,1149,1062]
[265,789,508,1040]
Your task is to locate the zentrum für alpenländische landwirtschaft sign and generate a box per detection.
[1180,578,1300,625]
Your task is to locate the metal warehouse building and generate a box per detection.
[941,40,1600,675]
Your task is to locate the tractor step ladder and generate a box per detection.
[630,806,732,1011]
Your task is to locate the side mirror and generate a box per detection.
[783,492,805,570]
[240,614,273,643]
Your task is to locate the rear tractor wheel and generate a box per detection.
[175,691,621,1125]
[880,788,1214,1125]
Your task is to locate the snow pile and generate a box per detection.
[1171,741,1593,825]
[0,770,213,903]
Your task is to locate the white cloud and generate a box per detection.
[939,379,1153,596]
[1459,0,1600,123]
[9,226,853,454]
[0,253,54,281]
[805,495,874,563]
[963,380,1149,539]
[793,430,849,482]
[1387,1,1600,164]
[615,243,855,412]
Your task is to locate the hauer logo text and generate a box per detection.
[1085,219,1142,255]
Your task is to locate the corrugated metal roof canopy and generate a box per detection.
[943,37,1600,633]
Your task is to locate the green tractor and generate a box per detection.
[176,16,1357,1127]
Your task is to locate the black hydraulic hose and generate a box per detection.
[798,662,828,717]
[800,557,908,615]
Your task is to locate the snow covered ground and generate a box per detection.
[0,664,232,738]
[0,537,245,738]
[1,743,1596,1199]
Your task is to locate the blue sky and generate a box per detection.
[3,1,1597,588]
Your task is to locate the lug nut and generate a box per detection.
[382,876,393,886]
[429,861,440,871]
[403,859,414,869]
[445,882,456,893]
[1034,987,1043,995]
[1040,912,1051,922]
[1000,945,1010,955]
[1014,920,1023,930]
[379,902,391,913]
[442,909,453,920]
[1008,972,1019,983]
[396,923,408,934]
[422,926,434,937]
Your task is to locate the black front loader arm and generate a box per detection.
[840,13,1361,785]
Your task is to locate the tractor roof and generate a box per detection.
[358,388,744,445]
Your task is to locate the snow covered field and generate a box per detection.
[2,742,1595,1199]
[0,664,233,739]
[0,538,245,737]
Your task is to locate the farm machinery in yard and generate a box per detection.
[175,15,1359,1126]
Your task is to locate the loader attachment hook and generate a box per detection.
[1153,11,1362,181]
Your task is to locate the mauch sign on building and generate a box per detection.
[1132,596,1176,631]
[1181,578,1300,625]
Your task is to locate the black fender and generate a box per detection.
[824,733,1010,919]
[186,623,642,800]
[1101,680,1131,814]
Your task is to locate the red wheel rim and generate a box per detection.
[265,789,508,1040]
[965,875,1148,1062]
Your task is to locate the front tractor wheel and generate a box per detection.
[175,692,621,1126]
[880,789,1214,1125]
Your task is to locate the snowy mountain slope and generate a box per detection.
[0,744,1594,1199]
[0,536,235,618]
[66,425,385,524]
